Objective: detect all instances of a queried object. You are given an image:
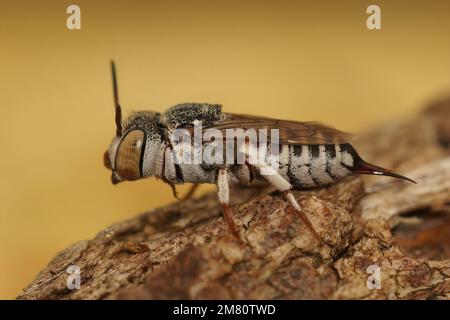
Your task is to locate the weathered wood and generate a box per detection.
[18,98,450,300]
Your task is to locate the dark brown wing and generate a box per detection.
[198,113,354,145]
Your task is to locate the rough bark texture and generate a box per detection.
[18,98,450,300]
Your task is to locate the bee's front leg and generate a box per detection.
[216,167,241,239]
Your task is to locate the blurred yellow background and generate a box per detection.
[1,0,450,299]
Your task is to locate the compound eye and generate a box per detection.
[115,130,145,181]
[103,150,112,170]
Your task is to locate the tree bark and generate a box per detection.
[18,98,450,300]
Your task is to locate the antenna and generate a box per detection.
[110,60,122,137]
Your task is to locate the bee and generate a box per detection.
[103,61,415,241]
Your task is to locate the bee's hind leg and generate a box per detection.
[283,190,322,243]
[216,167,241,240]
[251,163,322,243]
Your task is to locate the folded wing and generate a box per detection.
[199,113,354,145]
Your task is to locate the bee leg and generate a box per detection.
[181,184,199,201]
[216,167,241,240]
[283,190,322,243]
[252,164,322,243]
[160,177,179,199]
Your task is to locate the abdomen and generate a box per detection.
[283,143,357,189]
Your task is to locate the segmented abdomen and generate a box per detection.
[281,143,358,188]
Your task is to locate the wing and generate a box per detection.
[196,113,354,145]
